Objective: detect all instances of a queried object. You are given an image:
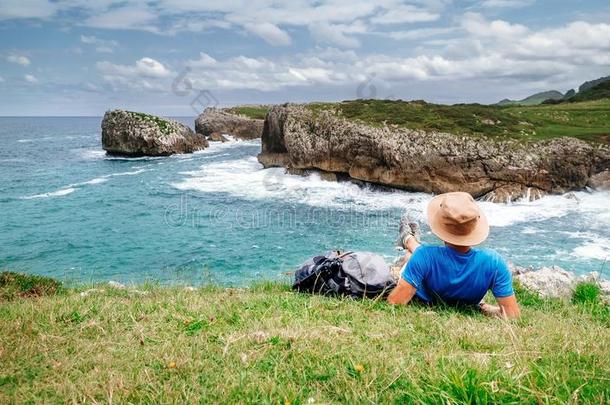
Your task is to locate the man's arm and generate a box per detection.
[387,279,417,305]
[480,295,520,319]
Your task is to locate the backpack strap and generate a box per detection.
[337,251,354,259]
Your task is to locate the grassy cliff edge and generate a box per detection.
[1,272,609,403]
[229,99,610,144]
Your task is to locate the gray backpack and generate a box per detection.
[292,251,396,299]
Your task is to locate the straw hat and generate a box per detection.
[427,192,489,246]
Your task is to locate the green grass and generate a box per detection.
[1,273,609,403]
[128,111,175,135]
[0,271,64,301]
[227,105,269,120]
[306,99,610,143]
[505,100,610,143]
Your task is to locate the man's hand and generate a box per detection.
[480,295,520,319]
[387,279,417,305]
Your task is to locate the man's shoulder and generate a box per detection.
[472,248,509,270]
[473,248,503,261]
[413,245,443,257]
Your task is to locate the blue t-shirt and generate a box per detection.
[401,245,514,305]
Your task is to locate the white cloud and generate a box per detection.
[183,49,364,91]
[383,27,455,40]
[243,22,292,46]
[7,54,31,66]
[480,0,536,9]
[136,57,171,77]
[80,35,118,53]
[0,0,56,20]
[24,74,38,83]
[309,21,367,48]
[96,57,172,91]
[0,76,4,82]
[188,53,218,68]
[97,57,171,78]
[3,1,610,105]
[370,5,440,24]
[0,0,450,47]
[175,15,610,95]
[84,6,159,32]
[462,12,528,38]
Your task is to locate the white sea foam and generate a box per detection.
[20,169,149,200]
[572,240,610,261]
[77,177,109,186]
[171,155,610,230]
[77,149,107,160]
[173,156,427,212]
[107,169,148,177]
[521,227,540,234]
[21,187,76,199]
[104,155,164,162]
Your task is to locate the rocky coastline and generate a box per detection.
[257,104,610,203]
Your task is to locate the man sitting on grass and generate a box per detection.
[388,192,521,319]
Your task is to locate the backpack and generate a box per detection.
[292,251,396,299]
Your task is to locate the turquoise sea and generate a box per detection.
[1,117,609,285]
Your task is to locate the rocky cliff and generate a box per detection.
[195,108,264,140]
[257,104,610,202]
[102,110,207,157]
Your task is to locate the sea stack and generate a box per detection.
[195,107,264,140]
[101,109,208,157]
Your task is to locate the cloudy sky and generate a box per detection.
[1,0,609,116]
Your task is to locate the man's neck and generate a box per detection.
[445,242,471,254]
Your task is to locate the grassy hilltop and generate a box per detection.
[231,98,610,144]
[1,272,609,403]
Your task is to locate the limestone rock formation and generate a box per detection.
[257,104,610,202]
[588,170,610,190]
[511,265,610,300]
[102,110,207,157]
[195,108,264,140]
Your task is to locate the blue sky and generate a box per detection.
[1,0,609,115]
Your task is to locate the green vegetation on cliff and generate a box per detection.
[227,105,269,120]
[128,111,175,135]
[1,272,609,403]
[567,81,610,103]
[308,99,610,144]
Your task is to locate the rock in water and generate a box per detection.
[102,110,208,156]
[208,132,230,142]
[195,108,264,140]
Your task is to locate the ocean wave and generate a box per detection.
[77,149,107,160]
[76,177,109,186]
[104,155,164,162]
[107,169,148,177]
[171,156,610,229]
[172,156,428,212]
[21,187,76,200]
[19,169,150,200]
[572,240,610,261]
